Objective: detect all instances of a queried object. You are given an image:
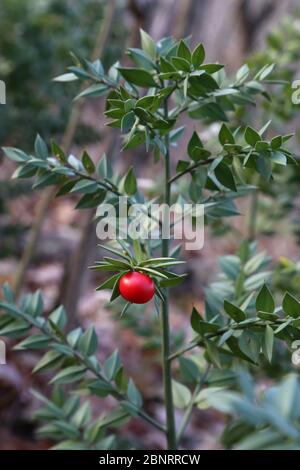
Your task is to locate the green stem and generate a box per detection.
[168,157,215,184]
[161,99,177,450]
[248,186,259,241]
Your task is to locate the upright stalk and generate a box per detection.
[248,175,260,241]
[161,99,176,449]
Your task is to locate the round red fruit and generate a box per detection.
[119,272,155,304]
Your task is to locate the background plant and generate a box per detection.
[1,30,300,450]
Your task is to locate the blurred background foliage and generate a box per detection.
[0,0,124,148]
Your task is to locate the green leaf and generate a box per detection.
[96,274,121,291]
[118,68,157,87]
[159,274,186,287]
[271,151,287,166]
[191,43,205,68]
[191,307,219,335]
[219,124,234,146]
[224,300,246,322]
[199,63,223,73]
[128,48,155,70]
[70,180,98,194]
[33,350,64,373]
[48,305,67,330]
[2,283,14,303]
[51,140,67,163]
[109,275,122,302]
[121,112,136,134]
[258,63,275,80]
[78,326,98,356]
[271,135,283,150]
[124,167,137,196]
[88,379,115,397]
[67,327,83,349]
[238,331,260,364]
[104,349,121,381]
[50,365,87,385]
[205,340,221,368]
[176,160,190,172]
[171,57,191,72]
[257,311,278,321]
[34,135,48,160]
[177,40,191,62]
[56,180,78,197]
[140,29,156,59]
[75,84,108,100]
[26,290,44,317]
[282,293,300,318]
[14,334,50,350]
[189,102,228,122]
[33,173,61,190]
[73,402,92,428]
[75,191,106,209]
[127,379,143,408]
[97,153,113,179]
[255,141,269,152]
[172,380,191,409]
[264,325,274,363]
[187,131,203,160]
[82,151,95,174]
[2,147,28,162]
[245,127,261,147]
[214,161,237,191]
[256,284,275,313]
[53,72,78,82]
[179,357,200,383]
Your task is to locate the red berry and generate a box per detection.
[119,272,155,304]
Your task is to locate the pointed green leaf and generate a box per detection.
[82,151,95,174]
[104,349,121,380]
[224,300,246,322]
[219,124,234,146]
[34,134,48,160]
[140,29,156,59]
[214,161,237,191]
[118,68,157,87]
[245,127,261,147]
[256,284,275,313]
[191,43,205,68]
[127,379,143,408]
[264,325,274,363]
[124,166,137,195]
[172,380,191,409]
[282,293,300,318]
[177,40,191,62]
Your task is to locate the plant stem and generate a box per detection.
[161,99,177,450]
[248,183,259,241]
[168,157,215,184]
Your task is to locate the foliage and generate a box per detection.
[1,30,300,450]
[205,371,300,450]
[0,0,124,147]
